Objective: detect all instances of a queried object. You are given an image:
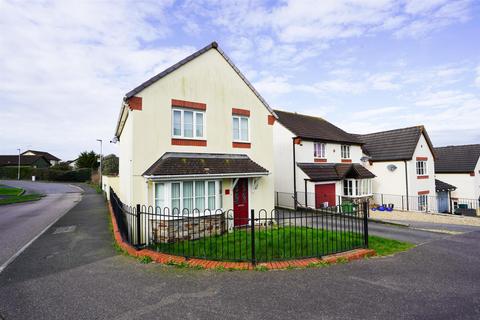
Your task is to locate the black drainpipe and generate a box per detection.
[292,137,297,210]
[404,160,409,210]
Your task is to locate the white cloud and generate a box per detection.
[0,0,194,159]
[475,65,480,87]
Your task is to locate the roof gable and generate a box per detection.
[274,110,362,144]
[356,126,435,161]
[21,150,60,161]
[115,42,276,138]
[434,144,480,173]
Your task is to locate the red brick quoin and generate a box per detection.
[108,202,376,270]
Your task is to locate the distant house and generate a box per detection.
[273,110,375,209]
[356,126,436,212]
[435,144,480,213]
[21,150,60,166]
[0,155,51,168]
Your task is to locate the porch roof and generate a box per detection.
[297,162,375,182]
[435,179,456,192]
[143,152,269,179]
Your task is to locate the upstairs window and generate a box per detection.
[314,143,326,158]
[341,145,350,159]
[232,116,249,142]
[416,160,427,176]
[172,109,205,139]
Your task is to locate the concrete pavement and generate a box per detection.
[1,185,480,319]
[0,180,82,271]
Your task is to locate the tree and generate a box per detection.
[103,154,119,175]
[51,161,72,171]
[76,151,99,169]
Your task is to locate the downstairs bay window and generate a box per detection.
[154,180,221,214]
[343,179,372,197]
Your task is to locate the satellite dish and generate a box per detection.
[360,156,371,162]
[387,164,397,171]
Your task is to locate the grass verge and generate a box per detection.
[368,235,415,256]
[0,193,43,205]
[0,185,24,196]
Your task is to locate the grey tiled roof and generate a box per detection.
[356,126,435,161]
[21,150,60,161]
[434,144,480,173]
[143,153,269,176]
[274,110,362,144]
[297,163,375,182]
[435,179,457,192]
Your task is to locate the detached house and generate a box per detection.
[113,42,276,226]
[21,150,60,166]
[357,126,436,212]
[273,110,375,209]
[434,144,480,214]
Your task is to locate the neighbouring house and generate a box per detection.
[66,158,78,169]
[21,150,61,166]
[356,126,436,212]
[112,42,276,233]
[273,110,375,209]
[0,155,51,169]
[434,144,480,215]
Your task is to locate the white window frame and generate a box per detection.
[341,145,350,159]
[171,108,206,140]
[418,194,428,211]
[153,180,221,215]
[343,179,372,197]
[314,142,326,158]
[232,115,250,143]
[416,160,427,176]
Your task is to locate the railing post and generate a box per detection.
[381,194,384,206]
[363,201,369,248]
[401,195,404,211]
[136,204,141,246]
[250,209,256,266]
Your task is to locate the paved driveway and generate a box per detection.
[0,180,83,271]
[1,187,480,319]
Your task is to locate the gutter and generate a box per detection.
[143,172,269,181]
[114,100,130,139]
[404,160,409,210]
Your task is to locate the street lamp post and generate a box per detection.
[17,148,21,180]
[97,139,103,187]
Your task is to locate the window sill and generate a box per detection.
[171,138,207,146]
[314,158,327,163]
[417,175,429,179]
[232,142,251,148]
[341,159,352,163]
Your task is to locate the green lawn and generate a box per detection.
[150,226,413,262]
[0,184,43,205]
[0,185,24,196]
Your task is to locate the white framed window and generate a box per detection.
[232,116,249,142]
[418,194,428,211]
[156,180,220,214]
[341,145,350,159]
[416,160,427,176]
[314,143,326,158]
[343,179,372,197]
[172,108,205,139]
[154,183,165,208]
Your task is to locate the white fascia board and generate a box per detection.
[144,172,269,181]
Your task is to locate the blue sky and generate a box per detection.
[0,0,479,160]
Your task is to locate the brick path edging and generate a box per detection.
[108,202,376,270]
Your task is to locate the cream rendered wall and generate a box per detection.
[122,49,274,212]
[408,133,436,196]
[436,173,477,200]
[295,141,363,163]
[273,122,295,195]
[364,160,406,196]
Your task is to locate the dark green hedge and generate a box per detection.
[0,166,92,182]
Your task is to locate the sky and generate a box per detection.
[0,0,479,160]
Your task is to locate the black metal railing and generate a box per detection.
[110,187,368,264]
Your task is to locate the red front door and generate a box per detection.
[233,178,249,226]
[315,183,336,208]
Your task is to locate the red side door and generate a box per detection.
[315,183,336,208]
[233,178,249,226]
